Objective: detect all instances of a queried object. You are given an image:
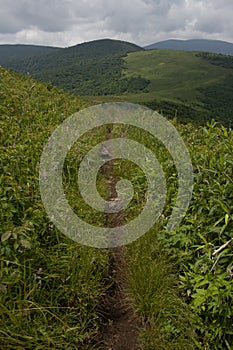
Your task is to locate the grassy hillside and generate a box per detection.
[2,39,233,125]
[0,67,110,348]
[85,49,233,125]
[122,49,233,123]
[3,39,148,96]
[1,66,232,349]
[125,120,233,350]
[123,49,224,101]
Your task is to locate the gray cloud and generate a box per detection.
[0,0,232,46]
[0,0,75,33]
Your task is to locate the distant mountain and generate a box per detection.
[65,38,143,57]
[2,39,146,95]
[0,44,61,65]
[1,38,233,125]
[144,39,233,56]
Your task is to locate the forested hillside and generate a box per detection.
[1,39,233,126]
[0,44,60,65]
[2,39,148,96]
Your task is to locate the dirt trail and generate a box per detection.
[98,131,142,350]
[100,247,142,350]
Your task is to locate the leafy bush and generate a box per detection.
[159,121,233,349]
[120,120,232,349]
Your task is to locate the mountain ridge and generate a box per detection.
[144,38,233,56]
[1,38,146,96]
[0,44,61,65]
[1,38,233,125]
[0,39,143,65]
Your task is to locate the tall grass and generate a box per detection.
[0,67,109,349]
[128,227,197,350]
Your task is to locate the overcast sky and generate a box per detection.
[0,0,232,47]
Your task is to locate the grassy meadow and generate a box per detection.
[83,48,233,125]
[123,49,227,101]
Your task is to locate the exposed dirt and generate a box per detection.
[99,247,142,350]
[98,133,142,350]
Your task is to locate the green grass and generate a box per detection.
[1,66,232,349]
[0,67,110,349]
[3,40,233,124]
[104,121,233,349]
[128,228,197,350]
[84,49,233,125]
[123,50,233,125]
[123,50,227,101]
[3,39,146,97]
[121,121,233,350]
[107,123,197,349]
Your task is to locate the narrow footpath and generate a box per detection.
[98,129,142,349]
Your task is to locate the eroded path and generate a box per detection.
[100,247,141,350]
[99,129,142,350]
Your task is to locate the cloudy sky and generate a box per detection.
[0,0,232,47]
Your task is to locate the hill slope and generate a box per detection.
[86,49,233,125]
[2,39,233,125]
[2,39,146,95]
[0,66,112,348]
[1,66,232,350]
[144,39,233,56]
[0,44,60,65]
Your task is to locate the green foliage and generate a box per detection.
[0,44,60,66]
[3,40,233,125]
[107,124,197,349]
[1,62,233,349]
[83,48,233,126]
[158,121,233,349]
[122,49,233,125]
[111,120,233,349]
[196,52,233,69]
[194,51,233,125]
[0,67,109,348]
[142,99,212,124]
[3,39,148,96]
[198,77,233,127]
[128,230,197,350]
